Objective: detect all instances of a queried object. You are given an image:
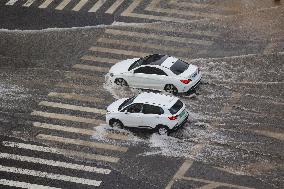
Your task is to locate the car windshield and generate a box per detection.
[128,54,168,71]
[170,60,189,75]
[118,96,136,111]
[169,100,183,114]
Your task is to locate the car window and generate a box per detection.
[124,103,143,113]
[118,96,136,111]
[169,100,183,114]
[134,66,167,75]
[150,67,167,75]
[128,54,168,71]
[142,104,164,115]
[170,60,189,75]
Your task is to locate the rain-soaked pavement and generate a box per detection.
[0,0,283,189]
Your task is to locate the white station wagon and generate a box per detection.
[106,92,189,135]
[107,54,201,94]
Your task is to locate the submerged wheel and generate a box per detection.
[157,125,169,136]
[164,84,178,95]
[109,119,124,128]
[114,78,128,87]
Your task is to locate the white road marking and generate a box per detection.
[2,141,119,163]
[33,122,129,140]
[105,0,125,14]
[73,64,109,73]
[31,111,105,125]
[23,0,36,7]
[253,130,284,141]
[72,0,88,11]
[55,0,71,10]
[97,37,192,53]
[36,134,128,152]
[89,46,148,57]
[121,0,189,23]
[39,101,107,114]
[105,29,213,46]
[0,179,60,189]
[48,92,102,103]
[5,0,18,5]
[65,72,105,82]
[56,82,99,92]
[81,55,120,64]
[0,152,111,174]
[0,165,102,186]
[38,0,54,8]
[196,183,220,189]
[88,0,107,12]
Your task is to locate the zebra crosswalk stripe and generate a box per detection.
[105,0,125,14]
[0,165,102,186]
[0,152,111,174]
[89,46,148,57]
[5,0,18,6]
[48,92,102,103]
[72,0,88,11]
[38,0,54,9]
[2,141,119,163]
[55,0,71,10]
[81,55,120,64]
[0,179,60,189]
[88,0,107,12]
[22,0,37,7]
[73,64,109,73]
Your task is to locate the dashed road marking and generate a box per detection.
[39,101,107,114]
[31,111,105,125]
[2,141,119,163]
[81,55,120,64]
[36,134,128,152]
[38,0,54,9]
[0,179,60,189]
[105,0,125,14]
[89,46,148,57]
[48,92,102,103]
[33,122,130,141]
[0,152,111,174]
[105,29,213,46]
[88,0,107,12]
[0,165,102,186]
[73,64,109,73]
[55,0,71,10]
[72,0,88,11]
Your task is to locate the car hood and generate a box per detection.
[179,64,198,79]
[107,98,128,113]
[109,58,140,74]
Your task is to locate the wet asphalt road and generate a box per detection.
[0,0,284,189]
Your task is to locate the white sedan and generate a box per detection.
[106,92,189,135]
[107,54,201,94]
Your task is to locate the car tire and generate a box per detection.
[164,84,178,95]
[109,119,124,128]
[157,125,169,136]
[114,78,128,87]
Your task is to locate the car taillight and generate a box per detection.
[180,79,191,84]
[168,116,177,120]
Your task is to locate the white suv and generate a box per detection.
[106,92,189,135]
[106,54,201,94]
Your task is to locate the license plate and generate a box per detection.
[179,110,186,117]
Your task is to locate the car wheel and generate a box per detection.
[157,125,169,136]
[164,84,178,95]
[109,119,124,128]
[114,78,128,87]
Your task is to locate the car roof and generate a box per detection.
[133,92,178,108]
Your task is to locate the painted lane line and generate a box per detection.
[0,152,111,174]
[146,0,224,19]
[39,101,107,114]
[0,165,101,186]
[48,92,102,103]
[121,0,189,23]
[89,46,148,57]
[81,55,120,64]
[33,122,130,141]
[73,64,109,73]
[23,0,37,7]
[0,179,60,189]
[72,0,88,11]
[2,141,119,163]
[97,37,192,53]
[38,0,54,8]
[5,0,18,5]
[31,111,105,125]
[105,29,213,46]
[88,0,107,12]
[105,0,125,14]
[36,134,128,152]
[55,0,71,10]
[181,176,254,189]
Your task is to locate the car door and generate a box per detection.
[132,66,154,88]
[147,67,168,90]
[120,103,144,127]
[141,104,164,128]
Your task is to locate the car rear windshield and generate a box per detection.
[170,60,189,75]
[169,100,183,114]
[118,96,136,111]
